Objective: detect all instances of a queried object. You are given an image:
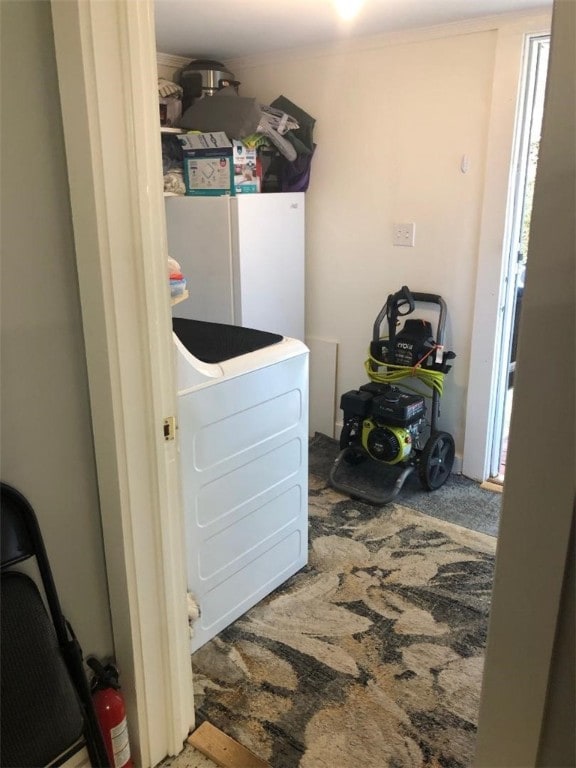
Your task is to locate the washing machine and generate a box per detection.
[172,318,309,651]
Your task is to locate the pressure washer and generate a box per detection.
[329,286,456,505]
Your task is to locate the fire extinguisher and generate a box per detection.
[87,657,134,768]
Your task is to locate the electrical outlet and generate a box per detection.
[393,222,416,247]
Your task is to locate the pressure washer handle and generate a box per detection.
[397,285,415,311]
[373,303,389,342]
[372,288,447,344]
[410,293,448,345]
[410,292,442,304]
[372,285,415,342]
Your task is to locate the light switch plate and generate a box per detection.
[393,222,416,247]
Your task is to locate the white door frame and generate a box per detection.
[488,32,549,478]
[51,2,193,766]
[462,13,550,482]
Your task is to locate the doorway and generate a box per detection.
[490,33,549,481]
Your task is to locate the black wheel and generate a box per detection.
[418,431,455,490]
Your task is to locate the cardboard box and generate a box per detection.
[178,132,233,196]
[232,141,261,194]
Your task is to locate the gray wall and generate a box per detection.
[0,0,114,659]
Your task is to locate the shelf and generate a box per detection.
[161,126,183,134]
[171,289,189,306]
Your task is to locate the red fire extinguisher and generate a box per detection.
[87,657,134,768]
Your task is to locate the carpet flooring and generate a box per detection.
[310,433,502,537]
[183,438,499,768]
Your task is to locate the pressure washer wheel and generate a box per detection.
[418,431,455,490]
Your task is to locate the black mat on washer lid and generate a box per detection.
[173,317,283,364]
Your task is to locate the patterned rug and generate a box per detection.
[190,473,497,768]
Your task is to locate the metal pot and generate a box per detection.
[179,59,240,111]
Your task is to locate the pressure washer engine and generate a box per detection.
[341,383,427,465]
[330,286,456,505]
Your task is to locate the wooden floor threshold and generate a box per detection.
[481,478,504,493]
[188,722,271,768]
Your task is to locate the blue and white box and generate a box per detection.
[178,132,233,196]
[232,140,260,194]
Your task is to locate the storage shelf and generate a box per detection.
[171,290,189,306]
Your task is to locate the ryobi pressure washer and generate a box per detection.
[329,286,456,505]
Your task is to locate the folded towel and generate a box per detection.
[158,78,183,99]
[164,170,186,196]
[170,278,187,297]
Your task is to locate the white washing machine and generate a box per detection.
[172,318,309,651]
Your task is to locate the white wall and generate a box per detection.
[220,14,550,467]
[0,0,114,659]
[475,0,575,761]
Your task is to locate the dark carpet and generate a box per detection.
[189,436,499,767]
[310,432,501,537]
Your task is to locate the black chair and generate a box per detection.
[0,482,110,767]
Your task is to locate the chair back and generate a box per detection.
[0,482,110,767]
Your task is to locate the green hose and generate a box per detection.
[364,353,446,398]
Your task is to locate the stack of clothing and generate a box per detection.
[168,256,186,298]
[179,91,316,192]
[161,134,186,196]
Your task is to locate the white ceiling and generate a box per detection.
[154,0,551,60]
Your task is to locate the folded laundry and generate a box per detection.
[158,78,183,99]
[170,278,187,297]
[259,104,299,135]
[257,114,297,161]
[256,96,317,192]
[168,257,185,293]
[270,95,316,155]
[174,90,317,193]
[164,169,186,196]
[168,256,182,276]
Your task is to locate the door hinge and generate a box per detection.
[163,416,176,441]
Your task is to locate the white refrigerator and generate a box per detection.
[165,192,305,340]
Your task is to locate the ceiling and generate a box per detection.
[154,0,551,60]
